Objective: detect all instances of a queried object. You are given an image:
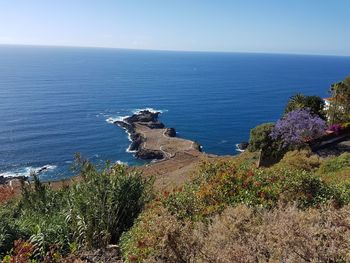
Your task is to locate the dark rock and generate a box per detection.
[113,109,201,161]
[193,141,202,152]
[164,128,176,137]
[113,110,167,161]
[141,121,165,129]
[136,149,165,160]
[0,176,6,185]
[129,134,143,152]
[124,110,160,123]
[237,142,249,151]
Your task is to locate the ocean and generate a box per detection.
[1,45,350,181]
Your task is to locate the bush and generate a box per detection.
[248,123,275,152]
[328,76,350,124]
[0,156,151,261]
[160,158,350,223]
[285,93,326,119]
[277,150,320,171]
[0,204,21,256]
[66,157,151,248]
[318,153,350,174]
[271,109,326,147]
[121,204,350,263]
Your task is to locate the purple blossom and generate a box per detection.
[270,109,326,147]
[328,124,342,134]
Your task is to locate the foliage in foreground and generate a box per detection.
[121,151,350,262]
[0,158,150,261]
[122,203,350,263]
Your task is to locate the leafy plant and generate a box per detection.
[285,93,326,119]
[66,156,151,248]
[248,123,275,152]
[318,153,350,174]
[328,76,350,124]
[270,109,326,147]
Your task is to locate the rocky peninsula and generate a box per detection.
[113,110,202,160]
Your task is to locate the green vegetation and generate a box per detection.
[285,93,326,119]
[247,122,275,152]
[120,152,350,262]
[328,76,350,124]
[0,157,150,262]
[247,122,285,162]
[318,152,350,174]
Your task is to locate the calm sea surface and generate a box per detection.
[1,45,350,180]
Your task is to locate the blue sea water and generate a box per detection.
[1,45,350,181]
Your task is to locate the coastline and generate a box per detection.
[0,110,221,201]
[113,110,202,160]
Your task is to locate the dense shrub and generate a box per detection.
[328,76,350,124]
[248,123,286,163]
[160,157,350,222]
[248,123,275,152]
[121,203,350,263]
[0,157,151,261]
[285,93,326,119]
[271,109,326,147]
[317,153,350,174]
[276,150,320,171]
[66,157,151,248]
[0,204,21,256]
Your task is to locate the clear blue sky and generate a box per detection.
[0,0,349,56]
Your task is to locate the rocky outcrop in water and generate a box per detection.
[114,110,171,160]
[237,142,249,151]
[114,110,201,160]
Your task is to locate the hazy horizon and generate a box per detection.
[1,43,350,58]
[1,1,349,56]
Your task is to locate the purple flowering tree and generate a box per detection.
[270,109,326,147]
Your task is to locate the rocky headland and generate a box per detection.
[114,110,202,160]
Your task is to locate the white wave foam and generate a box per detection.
[107,108,167,154]
[126,147,137,153]
[235,144,246,153]
[106,115,129,124]
[106,108,167,125]
[116,160,128,165]
[132,108,166,114]
[0,165,57,178]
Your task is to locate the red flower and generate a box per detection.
[247,171,254,177]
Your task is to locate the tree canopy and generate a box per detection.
[328,76,350,124]
[284,93,325,119]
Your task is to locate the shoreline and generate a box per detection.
[113,110,202,161]
[0,110,219,201]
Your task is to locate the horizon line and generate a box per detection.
[1,43,349,58]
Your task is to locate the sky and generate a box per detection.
[0,0,349,56]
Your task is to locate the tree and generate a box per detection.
[285,93,325,119]
[328,76,350,124]
[248,123,275,152]
[271,109,326,147]
[248,122,285,162]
